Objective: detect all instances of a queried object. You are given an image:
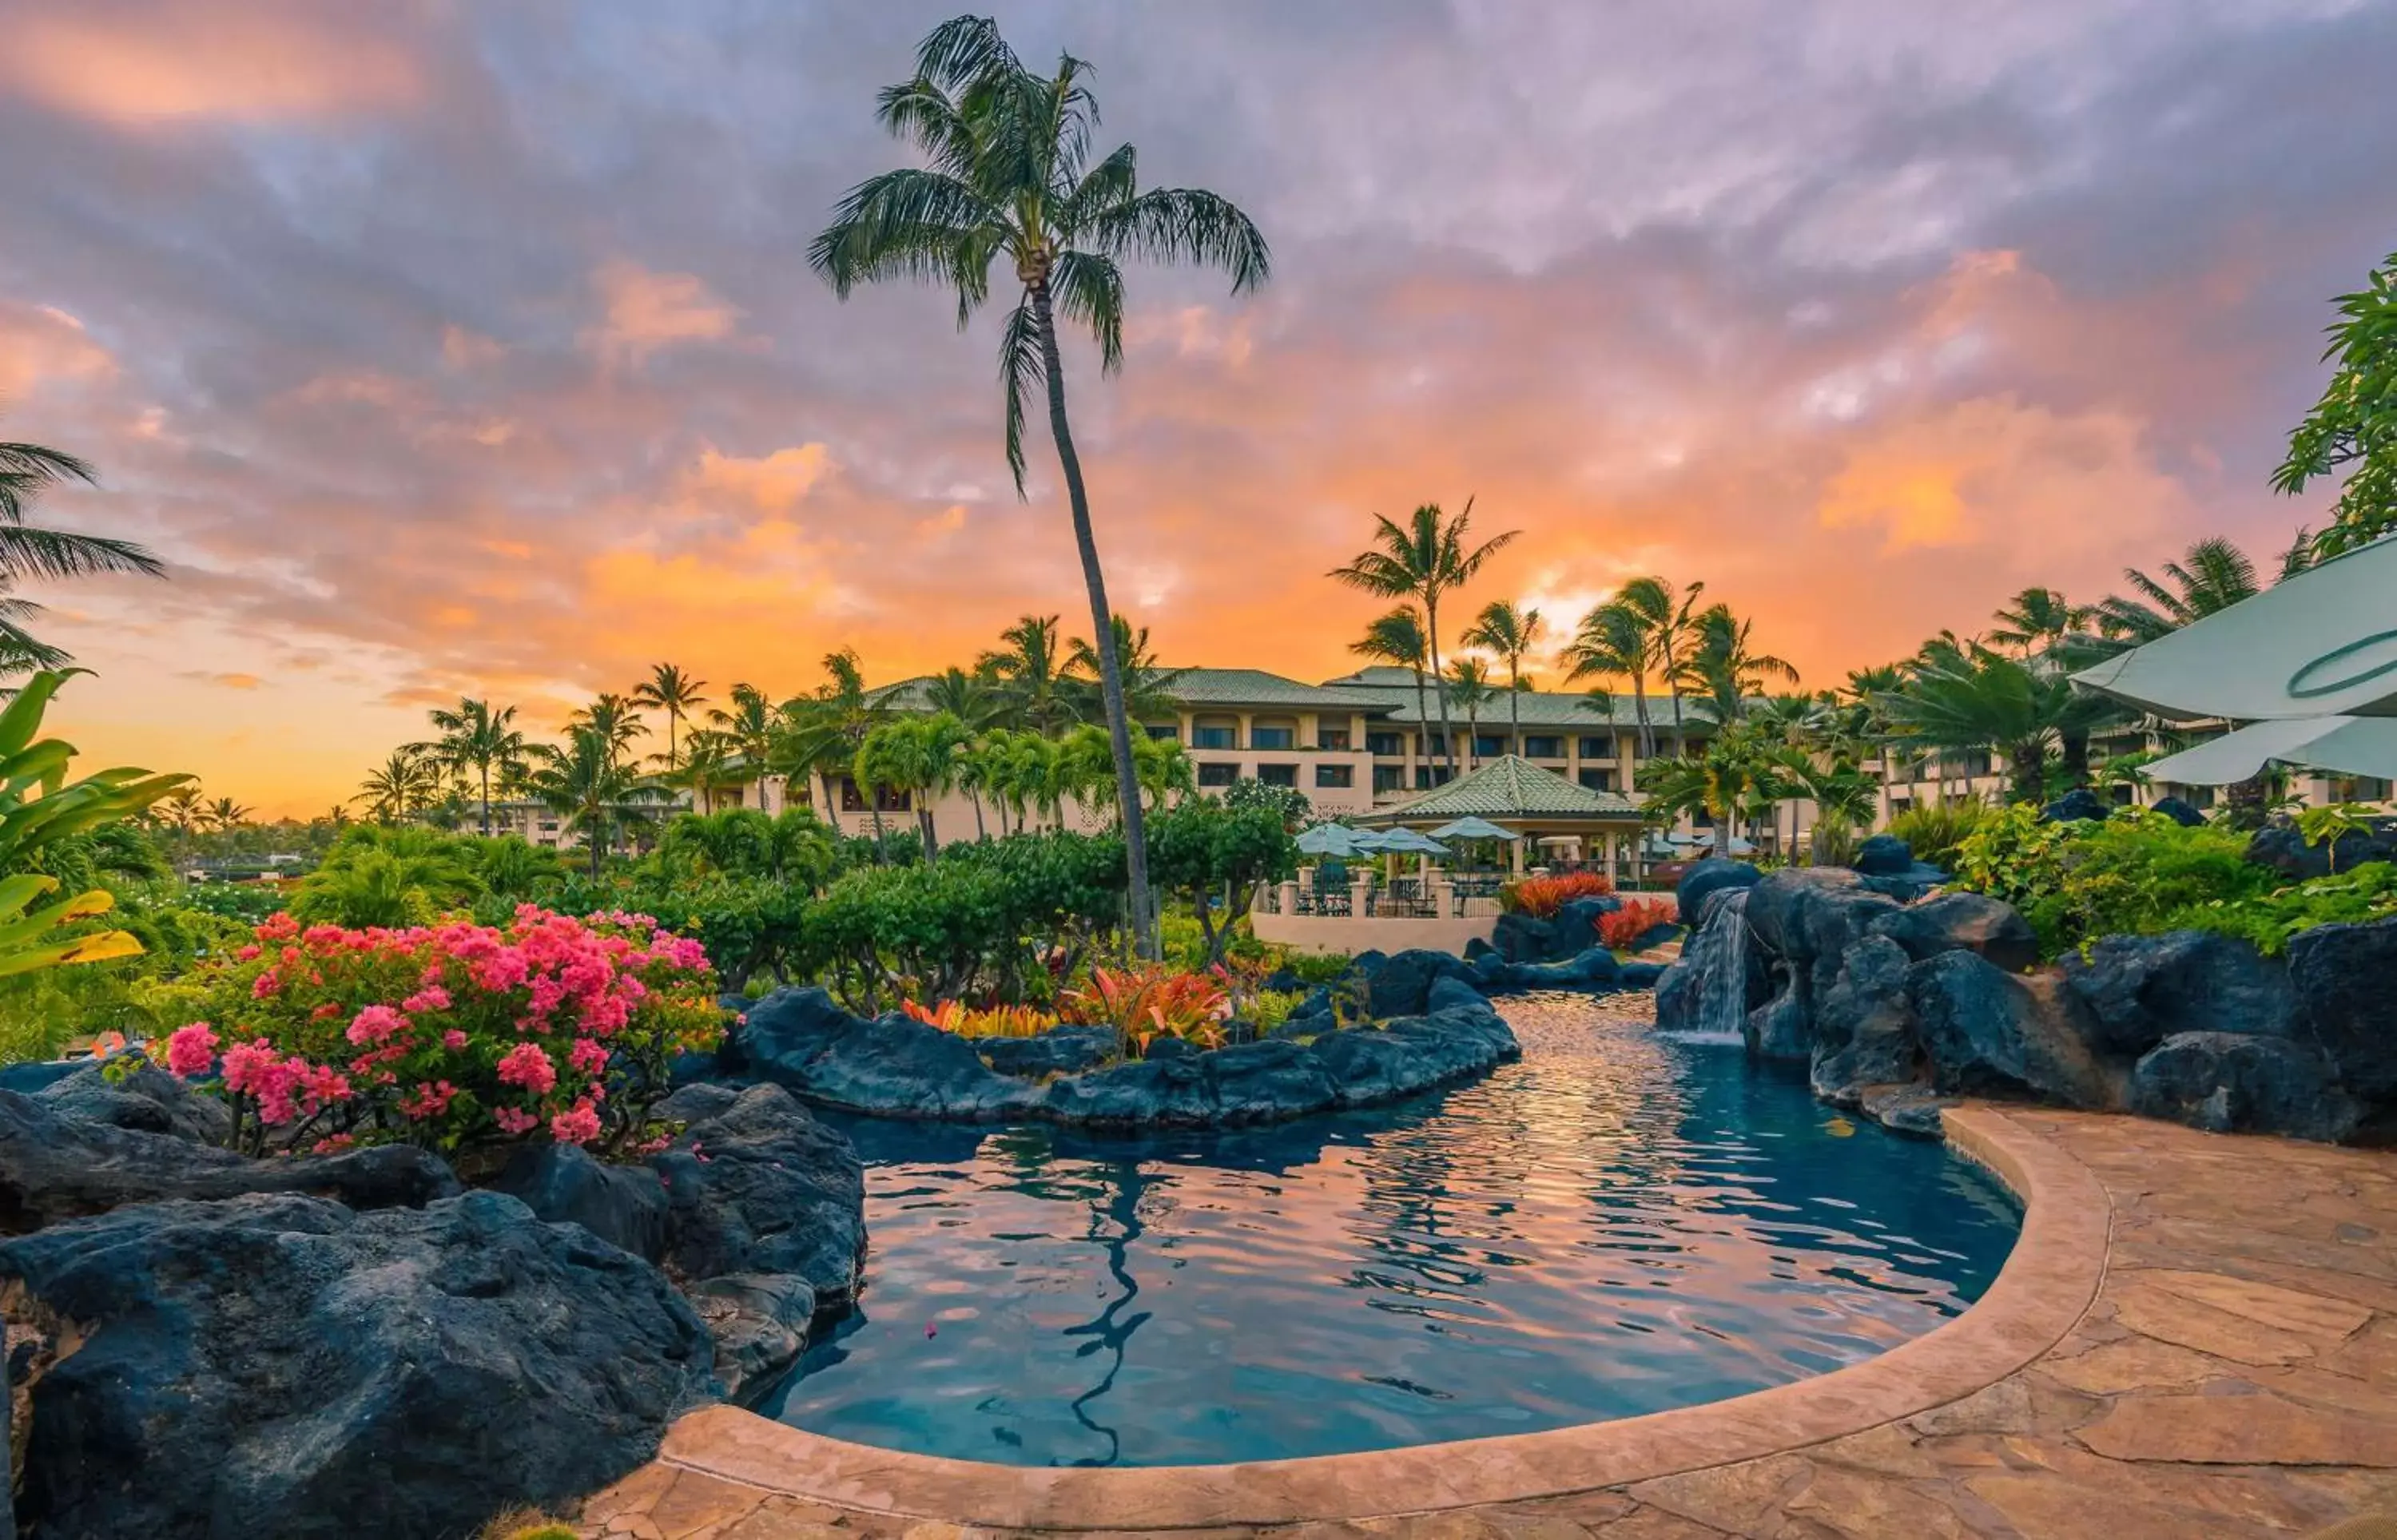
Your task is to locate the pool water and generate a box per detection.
[762,994,2020,1467]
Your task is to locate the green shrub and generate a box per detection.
[1886,801,1988,872]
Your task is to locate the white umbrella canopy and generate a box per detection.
[1427,816,1520,842]
[1370,828,1451,855]
[1296,823,1369,857]
[2072,538,2397,720]
[2145,716,2397,786]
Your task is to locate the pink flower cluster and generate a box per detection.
[160,905,721,1157]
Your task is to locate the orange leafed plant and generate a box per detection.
[1501,871,1616,918]
[1063,965,1230,1055]
[1598,896,1679,951]
[899,998,1059,1038]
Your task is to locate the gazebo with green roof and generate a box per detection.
[1357,754,1648,877]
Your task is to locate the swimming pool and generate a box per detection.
[761,993,2019,1467]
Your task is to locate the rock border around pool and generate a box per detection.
[582,1103,2105,1531]
[704,975,1525,1130]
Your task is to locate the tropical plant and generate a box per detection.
[2090,535,2313,646]
[979,615,1075,735]
[291,825,486,927]
[1988,587,2093,658]
[1598,896,1677,951]
[1886,801,1988,872]
[1607,577,1707,752]
[854,712,971,859]
[419,698,528,835]
[1144,795,1297,963]
[811,14,1271,959]
[567,693,650,772]
[1880,647,2113,804]
[2297,802,2382,874]
[1330,499,1518,778]
[1064,613,1185,726]
[1677,603,1799,724]
[523,725,670,876]
[1460,599,1544,739]
[2275,247,2397,556]
[1062,963,1230,1057]
[631,664,710,772]
[1563,601,1656,756]
[1444,656,1501,768]
[1499,871,1614,918]
[899,997,1059,1038]
[920,664,1008,733]
[0,431,166,666]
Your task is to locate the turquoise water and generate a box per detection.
[763,994,2019,1467]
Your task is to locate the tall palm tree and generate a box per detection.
[1563,601,1654,756]
[523,725,668,877]
[202,796,252,832]
[568,693,649,772]
[419,697,528,835]
[1445,657,1500,768]
[1988,587,2092,659]
[979,615,1074,735]
[1881,647,2114,805]
[158,785,208,852]
[673,728,740,812]
[706,683,777,808]
[922,665,1007,732]
[2091,534,2313,646]
[1329,499,1519,779]
[1607,577,1705,753]
[1677,604,1799,724]
[355,748,441,824]
[1460,599,1544,741]
[631,664,710,772]
[856,712,971,861]
[1065,614,1185,725]
[811,14,1270,959]
[1350,605,1433,779]
[0,574,70,673]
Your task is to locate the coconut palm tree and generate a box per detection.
[355,748,442,824]
[523,725,668,877]
[1330,499,1519,780]
[672,728,741,812]
[980,615,1074,735]
[811,14,1270,959]
[922,665,1007,732]
[1988,587,2092,659]
[568,693,649,773]
[1880,646,2115,805]
[631,664,710,772]
[158,785,208,853]
[202,796,252,832]
[419,697,528,835]
[1563,601,1655,756]
[1678,604,1799,724]
[1604,577,1705,754]
[1445,657,1501,769]
[0,574,71,673]
[2091,534,2313,646]
[0,434,166,655]
[1460,599,1544,741]
[1065,614,1184,726]
[856,712,971,861]
[706,684,777,808]
[1350,605,1433,776]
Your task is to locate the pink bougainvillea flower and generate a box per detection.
[345,1004,408,1046]
[492,1106,539,1136]
[441,1029,469,1051]
[496,1042,557,1095]
[566,1038,609,1075]
[550,1098,602,1146]
[401,984,452,1014]
[164,1022,219,1078]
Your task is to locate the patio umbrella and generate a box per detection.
[2142,716,2397,786]
[1370,828,1451,855]
[2071,538,2397,720]
[1427,816,1520,842]
[1297,823,1369,857]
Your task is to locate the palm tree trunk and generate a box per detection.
[479,764,491,838]
[1410,668,1429,788]
[1033,287,1158,959]
[970,792,987,841]
[1633,677,1654,760]
[1427,595,1456,781]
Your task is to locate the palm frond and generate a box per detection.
[806,169,1000,302]
[1049,250,1124,374]
[0,525,165,581]
[1087,188,1271,293]
[998,296,1046,495]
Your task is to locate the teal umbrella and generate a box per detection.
[1370,828,1451,855]
[1297,823,1369,857]
[1427,816,1519,842]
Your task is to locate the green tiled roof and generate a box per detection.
[1148,668,1383,709]
[1317,668,1707,732]
[1359,754,1644,823]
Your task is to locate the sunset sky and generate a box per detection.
[4,0,2391,816]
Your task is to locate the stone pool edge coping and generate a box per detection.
[634,1102,2109,1531]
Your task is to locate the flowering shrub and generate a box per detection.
[1597,897,1679,951]
[154,906,723,1163]
[1500,871,1616,918]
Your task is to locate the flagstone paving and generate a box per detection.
[574,1108,2397,1540]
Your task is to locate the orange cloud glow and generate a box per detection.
[2,2,422,125]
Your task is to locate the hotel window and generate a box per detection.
[1196,762,1240,788]
[1315,764,1354,789]
[1258,763,1298,788]
[1577,735,1612,759]
[1317,727,1351,751]
[1252,726,1295,750]
[1474,734,1509,759]
[1367,732,1404,756]
[1524,735,1562,759]
[1577,768,1615,792]
[1373,764,1405,793]
[1192,724,1236,749]
[1145,723,1181,741]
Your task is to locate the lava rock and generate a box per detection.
[1854,834,1941,879]
[1491,911,1559,965]
[654,1082,743,1126]
[1869,893,2041,974]
[2150,796,2208,828]
[717,985,858,1077]
[1040,1050,1217,1126]
[2285,913,2397,1101]
[2060,931,2296,1058]
[36,1060,233,1145]
[490,1142,671,1261]
[2129,1032,2362,1144]
[728,988,1039,1120]
[1907,950,2118,1108]
[685,1271,818,1399]
[1553,895,1621,950]
[1425,973,1489,1014]
[976,1025,1117,1080]
[0,1190,717,1540]
[1676,857,1762,927]
[1621,961,1666,989]
[1858,1083,1954,1138]
[0,1059,86,1095]
[1809,935,1922,1096]
[1,1090,460,1232]
[650,1084,867,1315]
[2246,820,2397,881]
[2042,788,2110,824]
[1206,1039,1341,1125]
[1358,948,1473,1017]
[1745,980,1813,1060]
[1743,868,1903,966]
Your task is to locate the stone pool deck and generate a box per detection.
[575,1106,2397,1540]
